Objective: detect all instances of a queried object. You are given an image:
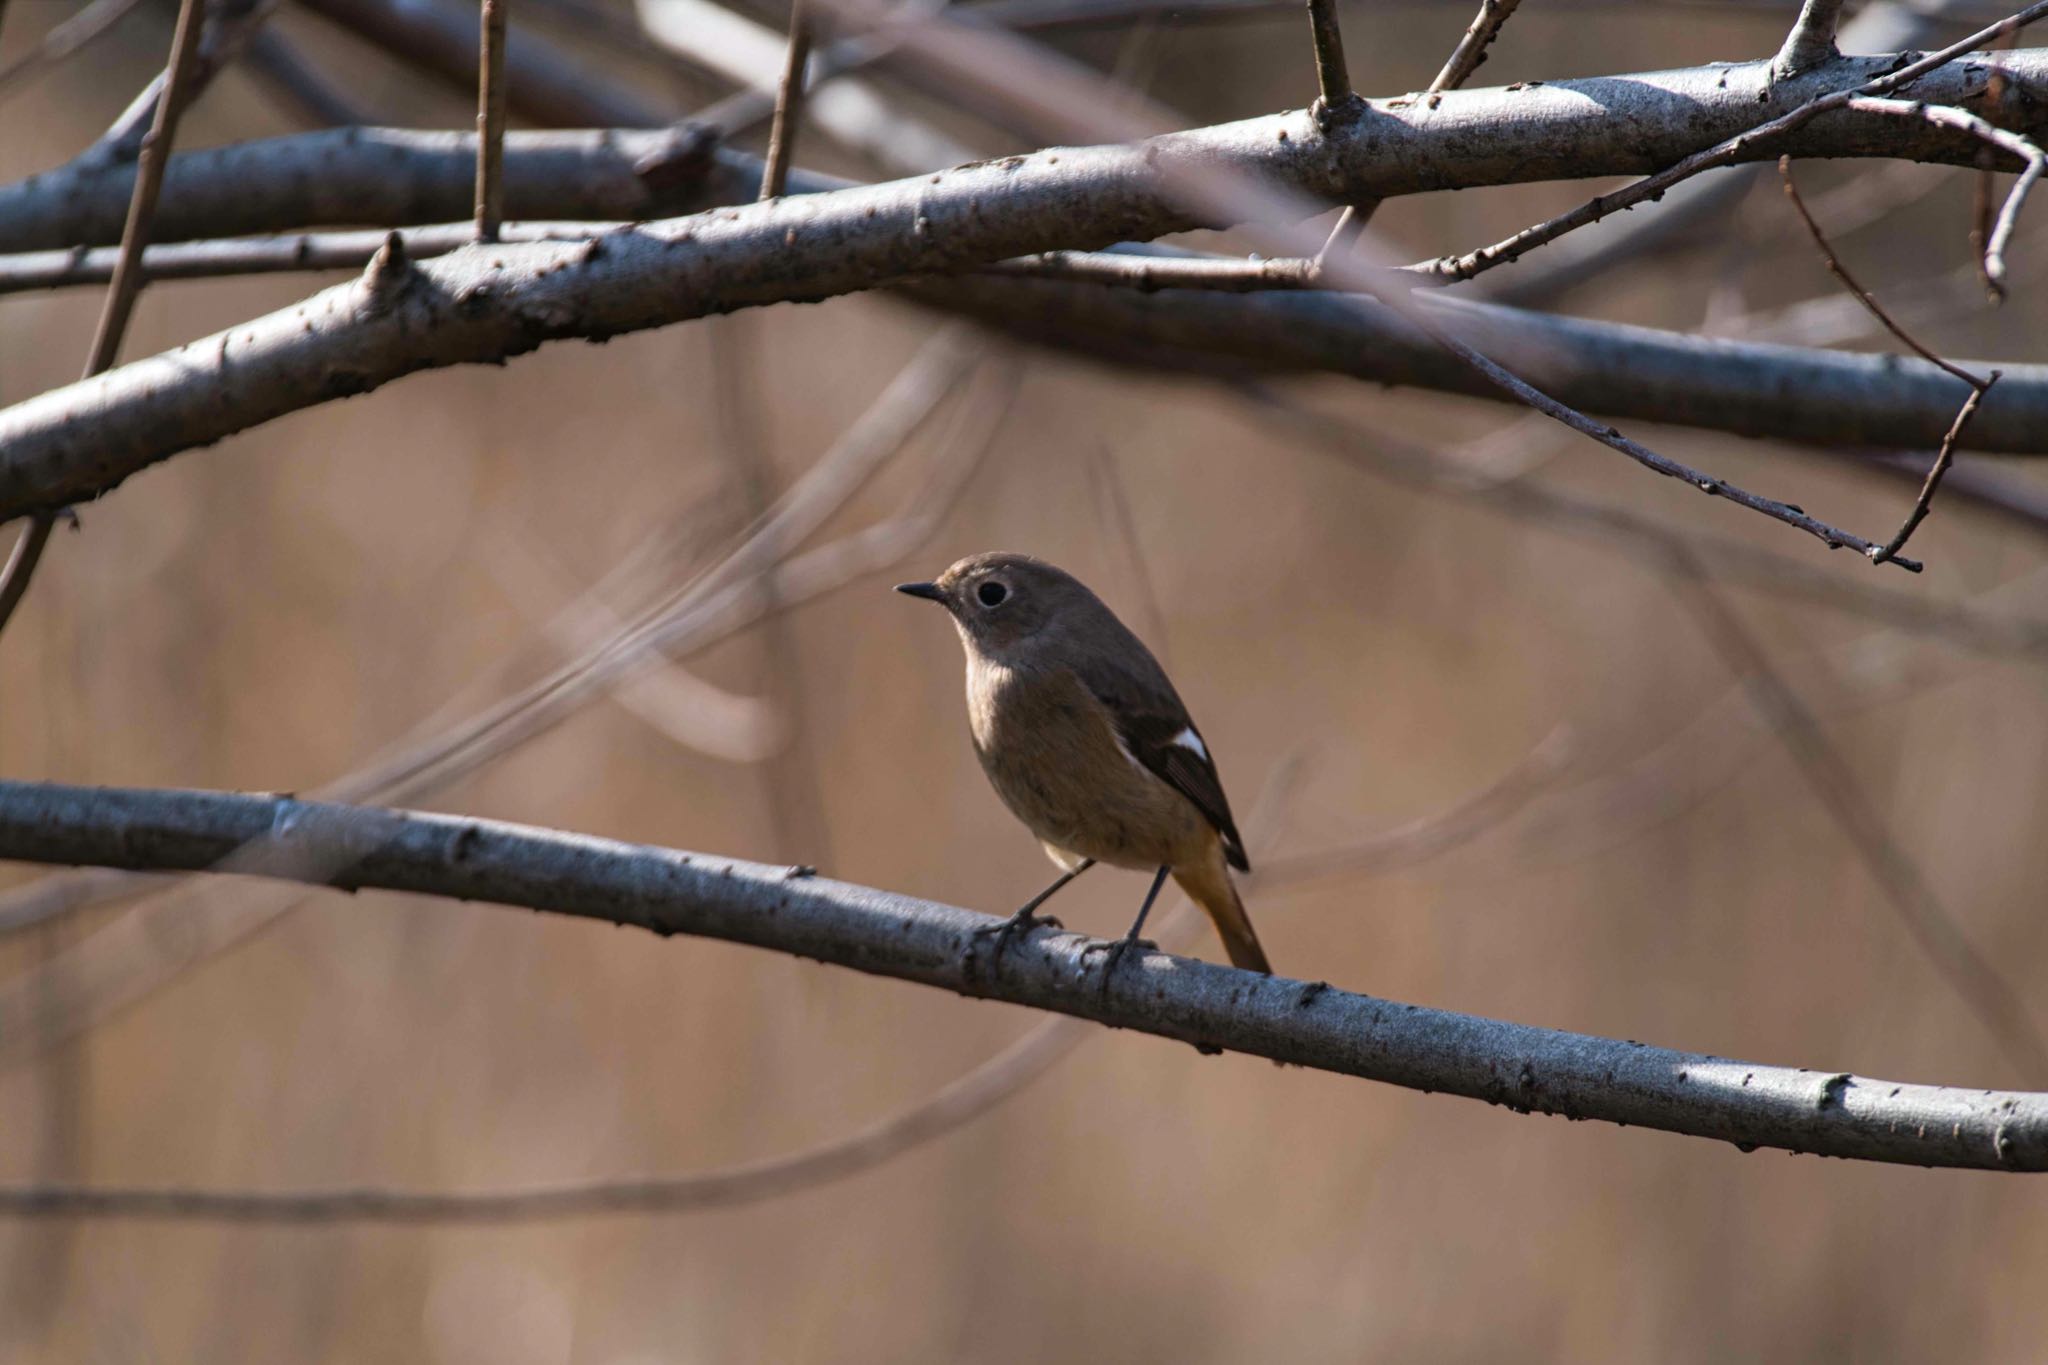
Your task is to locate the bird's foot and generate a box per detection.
[969,905,1065,976]
[1083,931,1158,998]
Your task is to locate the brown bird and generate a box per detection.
[896,552,1271,975]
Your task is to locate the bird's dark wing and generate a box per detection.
[1079,664,1250,873]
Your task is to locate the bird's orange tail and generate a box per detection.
[1172,851,1271,975]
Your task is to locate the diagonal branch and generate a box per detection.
[0,781,2044,1172]
[1,0,208,645]
[1426,0,1522,100]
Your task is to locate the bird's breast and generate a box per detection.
[962,653,1208,869]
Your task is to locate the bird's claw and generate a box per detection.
[970,906,1064,975]
[1083,932,1158,997]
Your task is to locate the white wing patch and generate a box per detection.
[1171,727,1209,761]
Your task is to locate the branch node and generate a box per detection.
[360,230,413,307]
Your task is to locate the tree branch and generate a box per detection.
[0,782,2043,1172]
[1777,0,1849,77]
[1427,1,2048,285]
[1426,0,1522,98]
[0,744,1575,1224]
[5,51,2043,254]
[475,0,510,242]
[758,0,813,199]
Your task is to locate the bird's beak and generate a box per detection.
[894,581,947,603]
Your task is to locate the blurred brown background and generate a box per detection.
[3,0,2048,1358]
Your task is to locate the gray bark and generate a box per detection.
[0,780,2042,1173]
[1,51,2041,254]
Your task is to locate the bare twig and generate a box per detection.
[1426,0,1523,99]
[1779,159,1992,387]
[1868,381,1997,564]
[1303,0,1354,117]
[0,0,208,645]
[1777,0,1849,75]
[82,0,208,377]
[0,0,147,101]
[0,514,53,639]
[476,0,510,242]
[1398,296,1927,568]
[1971,24,2020,297]
[1846,96,2046,298]
[760,0,813,199]
[1,782,2046,1171]
[1427,0,2048,285]
[1779,155,2003,564]
[88,0,283,166]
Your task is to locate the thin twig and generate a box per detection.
[759,0,813,200]
[1779,157,1992,387]
[475,0,510,241]
[1870,380,1998,563]
[0,0,148,101]
[82,0,207,378]
[1972,24,2019,298]
[1426,0,1523,100]
[1,0,209,645]
[1847,96,2046,298]
[0,514,54,639]
[1779,155,2002,563]
[1426,0,2048,284]
[1398,296,1926,568]
[87,0,283,165]
[1302,0,1354,117]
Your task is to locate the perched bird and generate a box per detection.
[896,552,1271,975]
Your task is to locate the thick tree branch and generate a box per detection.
[4,52,2044,254]
[0,50,2042,519]
[0,782,2043,1172]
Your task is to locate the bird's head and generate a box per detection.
[895,552,1100,658]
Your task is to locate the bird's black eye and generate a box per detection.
[977,580,1008,608]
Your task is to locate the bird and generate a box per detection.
[895,551,1271,976]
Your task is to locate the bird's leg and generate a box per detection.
[974,858,1095,963]
[1088,865,1170,995]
